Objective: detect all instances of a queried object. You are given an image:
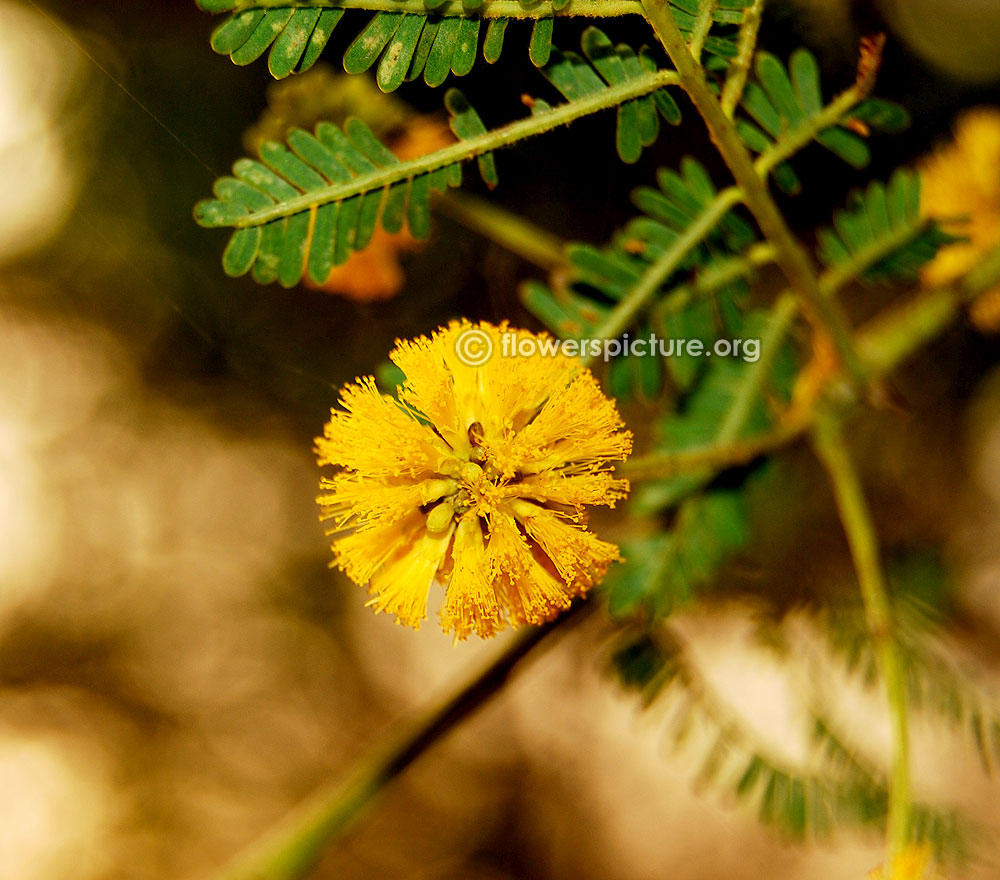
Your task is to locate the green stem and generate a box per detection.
[436,192,566,271]
[617,413,806,481]
[754,86,868,179]
[628,292,799,486]
[651,242,777,323]
[209,602,593,880]
[810,409,911,863]
[818,219,935,296]
[628,242,1000,483]
[201,0,646,17]
[717,291,797,442]
[583,186,743,361]
[582,70,866,352]
[640,0,865,384]
[219,70,679,230]
[688,0,718,61]
[857,242,1000,376]
[720,0,764,117]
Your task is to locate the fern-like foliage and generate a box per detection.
[817,583,1000,776]
[521,155,756,396]
[518,45,910,402]
[604,487,750,619]
[198,0,753,88]
[609,626,970,859]
[537,155,753,311]
[196,16,694,287]
[198,0,581,86]
[194,92,494,286]
[817,168,958,284]
[203,4,345,79]
[539,29,683,164]
[735,49,909,193]
[600,318,794,617]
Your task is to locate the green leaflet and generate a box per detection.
[519,279,609,341]
[849,98,911,133]
[405,16,439,81]
[451,16,481,77]
[343,12,403,76]
[542,27,683,164]
[211,6,345,77]
[529,17,554,67]
[789,47,822,118]
[230,9,296,66]
[267,8,323,78]
[195,117,466,288]
[210,9,264,55]
[424,17,461,87]
[376,13,426,92]
[483,18,508,63]
[521,156,758,404]
[445,88,498,188]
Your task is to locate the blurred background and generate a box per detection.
[2,1,1000,878]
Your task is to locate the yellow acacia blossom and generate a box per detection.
[919,107,1000,331]
[315,321,632,639]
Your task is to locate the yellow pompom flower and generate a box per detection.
[919,107,1000,331]
[315,320,632,639]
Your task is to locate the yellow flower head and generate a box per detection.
[919,107,1000,330]
[315,320,632,639]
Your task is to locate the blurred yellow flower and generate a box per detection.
[302,117,455,302]
[315,321,632,639]
[919,106,1000,330]
[868,843,942,880]
[245,67,455,302]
